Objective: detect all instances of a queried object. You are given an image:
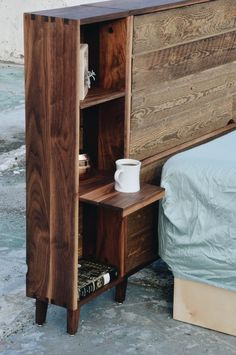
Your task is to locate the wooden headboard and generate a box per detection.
[126,0,236,272]
[130,0,236,165]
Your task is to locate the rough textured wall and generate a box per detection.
[0,0,104,64]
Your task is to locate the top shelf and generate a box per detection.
[80,87,125,109]
[31,1,194,24]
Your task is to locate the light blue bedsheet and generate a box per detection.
[158,131,236,291]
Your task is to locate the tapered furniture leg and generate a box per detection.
[36,299,48,326]
[115,278,128,304]
[67,308,80,335]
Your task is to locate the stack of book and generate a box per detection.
[78,260,118,300]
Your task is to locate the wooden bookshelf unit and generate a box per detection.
[25,0,236,335]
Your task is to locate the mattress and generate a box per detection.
[158,131,236,292]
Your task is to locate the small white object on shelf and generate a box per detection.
[86,70,96,89]
[80,43,89,100]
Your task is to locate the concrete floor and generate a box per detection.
[0,63,236,354]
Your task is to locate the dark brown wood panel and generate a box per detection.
[99,18,127,90]
[126,204,158,272]
[82,106,99,169]
[130,95,233,160]
[80,182,164,217]
[98,98,125,171]
[79,203,83,258]
[133,31,236,92]
[82,204,98,259]
[32,5,128,24]
[50,18,79,310]
[25,14,51,302]
[97,209,126,277]
[80,88,125,109]
[133,0,236,54]
[141,159,166,185]
[25,15,79,310]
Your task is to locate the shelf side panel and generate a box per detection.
[25,14,79,310]
[99,18,127,90]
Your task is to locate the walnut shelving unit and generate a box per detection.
[24,1,167,335]
[25,0,234,335]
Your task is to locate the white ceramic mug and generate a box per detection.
[114,159,141,193]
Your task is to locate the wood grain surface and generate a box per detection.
[25,15,79,310]
[25,14,51,305]
[133,0,236,54]
[32,5,128,25]
[141,122,236,168]
[133,31,236,91]
[80,182,164,217]
[78,203,83,258]
[124,16,133,157]
[32,0,212,24]
[88,0,211,14]
[97,210,126,277]
[126,204,158,272]
[80,88,125,109]
[132,62,236,123]
[100,18,127,90]
[130,95,233,160]
[131,1,236,160]
[98,98,125,171]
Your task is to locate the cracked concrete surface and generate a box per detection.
[0,63,236,354]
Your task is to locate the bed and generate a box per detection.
[158,130,236,335]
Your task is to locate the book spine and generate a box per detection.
[79,269,118,299]
[79,275,105,299]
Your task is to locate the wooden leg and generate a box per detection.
[67,307,80,335]
[36,299,48,326]
[115,278,128,304]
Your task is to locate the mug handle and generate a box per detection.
[114,169,123,188]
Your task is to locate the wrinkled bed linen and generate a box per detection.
[158,131,236,291]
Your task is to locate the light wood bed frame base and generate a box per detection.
[174,278,236,336]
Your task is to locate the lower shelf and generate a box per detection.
[78,259,119,301]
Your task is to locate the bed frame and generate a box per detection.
[25,0,236,334]
[174,278,236,336]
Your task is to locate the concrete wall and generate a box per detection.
[0,0,105,64]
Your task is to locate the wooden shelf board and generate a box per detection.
[79,179,165,217]
[80,87,125,109]
[79,171,113,196]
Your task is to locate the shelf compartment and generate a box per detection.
[78,259,118,300]
[78,277,122,306]
[80,181,165,217]
[80,87,125,109]
[81,97,125,173]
